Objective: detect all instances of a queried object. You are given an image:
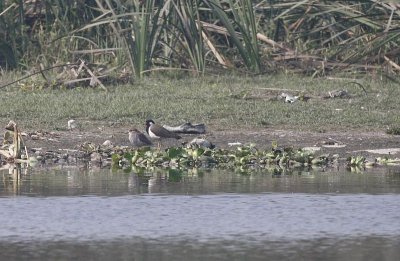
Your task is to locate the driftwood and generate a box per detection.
[0,121,29,163]
[163,123,206,134]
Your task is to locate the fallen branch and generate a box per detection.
[81,60,107,91]
[202,30,232,68]
[0,63,80,89]
[384,55,400,71]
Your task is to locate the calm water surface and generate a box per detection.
[1,166,400,260]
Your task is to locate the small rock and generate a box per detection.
[302,146,321,153]
[101,160,111,167]
[188,138,215,149]
[45,159,53,164]
[31,134,40,140]
[102,140,113,146]
[280,93,299,103]
[90,152,102,162]
[68,119,79,130]
[5,120,17,131]
[58,158,66,164]
[328,89,349,98]
[67,156,76,163]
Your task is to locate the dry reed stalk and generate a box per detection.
[201,30,231,68]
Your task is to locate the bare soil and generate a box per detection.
[20,122,400,160]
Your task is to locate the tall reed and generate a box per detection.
[2,0,400,78]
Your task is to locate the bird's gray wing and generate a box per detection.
[153,124,181,139]
[138,133,153,145]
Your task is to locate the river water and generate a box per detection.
[1,166,400,260]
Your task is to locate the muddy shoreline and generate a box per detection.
[16,124,400,164]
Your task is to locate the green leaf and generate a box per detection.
[167,147,185,159]
[111,154,122,164]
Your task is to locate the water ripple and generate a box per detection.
[1,193,399,242]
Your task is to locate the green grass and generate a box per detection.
[0,74,399,132]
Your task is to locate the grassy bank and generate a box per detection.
[0,75,399,132]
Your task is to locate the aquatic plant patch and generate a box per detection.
[2,136,399,174]
[109,144,390,171]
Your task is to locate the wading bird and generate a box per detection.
[145,119,181,148]
[129,128,153,147]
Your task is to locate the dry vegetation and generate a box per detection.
[1,0,400,89]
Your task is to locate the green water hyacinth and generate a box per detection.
[111,145,335,170]
[347,156,366,167]
[376,157,400,166]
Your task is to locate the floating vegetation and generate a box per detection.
[110,145,400,173]
[110,144,337,171]
[1,139,400,173]
[376,157,400,166]
[347,156,367,167]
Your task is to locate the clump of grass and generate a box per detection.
[386,127,400,135]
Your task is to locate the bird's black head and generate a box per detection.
[145,119,155,127]
[145,119,155,134]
